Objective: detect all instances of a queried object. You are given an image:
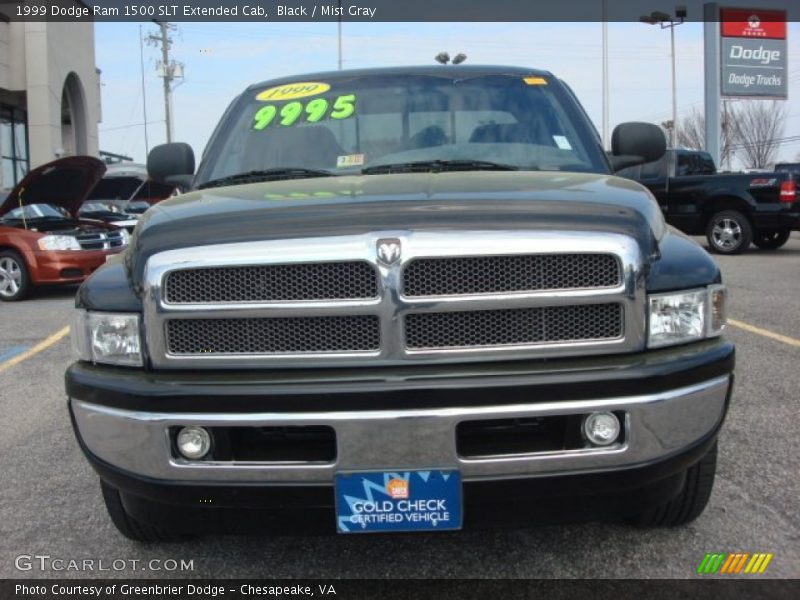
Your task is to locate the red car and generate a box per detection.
[0,157,129,301]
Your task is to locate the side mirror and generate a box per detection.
[609,122,666,172]
[147,143,195,190]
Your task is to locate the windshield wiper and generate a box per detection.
[361,159,520,175]
[198,168,333,190]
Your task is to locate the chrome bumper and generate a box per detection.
[72,375,729,484]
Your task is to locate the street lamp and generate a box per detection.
[640,6,687,148]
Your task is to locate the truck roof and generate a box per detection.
[246,65,553,92]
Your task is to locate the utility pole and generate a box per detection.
[337,0,343,70]
[146,22,184,144]
[139,25,149,156]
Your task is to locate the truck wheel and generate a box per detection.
[706,211,752,254]
[0,250,30,301]
[629,443,717,528]
[752,230,791,250]
[100,480,192,542]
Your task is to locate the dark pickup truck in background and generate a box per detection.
[619,148,798,254]
[775,162,800,177]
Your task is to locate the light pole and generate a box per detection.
[337,0,342,70]
[602,0,609,150]
[641,6,687,148]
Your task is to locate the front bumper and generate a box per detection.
[72,375,729,484]
[69,339,733,488]
[30,248,122,285]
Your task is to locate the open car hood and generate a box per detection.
[0,156,107,217]
[87,162,176,204]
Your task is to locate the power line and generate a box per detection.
[100,120,165,133]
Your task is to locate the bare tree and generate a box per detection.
[677,108,736,169]
[731,101,788,169]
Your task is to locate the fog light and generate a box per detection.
[583,412,621,446]
[176,426,211,459]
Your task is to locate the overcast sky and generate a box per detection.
[95,21,800,167]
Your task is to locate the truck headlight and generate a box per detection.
[72,311,143,367]
[648,285,727,348]
[37,235,81,251]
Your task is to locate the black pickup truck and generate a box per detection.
[67,66,733,540]
[619,148,798,254]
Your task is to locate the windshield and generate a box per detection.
[2,204,68,220]
[126,201,151,213]
[195,73,607,186]
[80,201,126,214]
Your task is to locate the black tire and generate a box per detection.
[629,443,717,528]
[0,249,31,301]
[100,480,191,542]
[706,210,753,255]
[752,229,791,250]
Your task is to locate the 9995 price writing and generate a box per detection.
[253,95,357,131]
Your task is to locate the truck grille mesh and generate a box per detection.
[405,304,623,350]
[164,261,378,304]
[402,254,621,297]
[166,315,381,355]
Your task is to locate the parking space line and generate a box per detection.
[0,326,70,374]
[728,319,800,348]
[0,345,29,362]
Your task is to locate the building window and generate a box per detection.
[1,106,29,188]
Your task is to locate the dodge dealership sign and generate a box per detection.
[721,8,787,98]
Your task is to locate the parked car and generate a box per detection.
[618,148,798,253]
[68,65,732,541]
[78,163,177,233]
[87,162,176,209]
[77,201,139,232]
[0,156,129,301]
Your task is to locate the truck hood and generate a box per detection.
[129,171,665,289]
[0,156,106,218]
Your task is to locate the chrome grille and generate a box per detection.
[405,304,623,350]
[144,231,646,369]
[77,230,126,250]
[166,315,380,355]
[164,261,378,304]
[403,254,620,297]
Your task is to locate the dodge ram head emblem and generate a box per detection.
[377,239,401,265]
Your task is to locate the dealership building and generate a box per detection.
[0,13,100,188]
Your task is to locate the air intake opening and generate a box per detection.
[171,426,337,463]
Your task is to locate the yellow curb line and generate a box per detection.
[0,326,70,374]
[728,319,800,348]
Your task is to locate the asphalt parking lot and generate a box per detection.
[1,236,798,580]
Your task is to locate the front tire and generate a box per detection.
[100,480,191,542]
[706,211,752,255]
[0,250,30,301]
[629,443,717,528]
[752,229,791,250]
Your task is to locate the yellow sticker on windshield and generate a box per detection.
[524,77,547,85]
[256,82,331,102]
